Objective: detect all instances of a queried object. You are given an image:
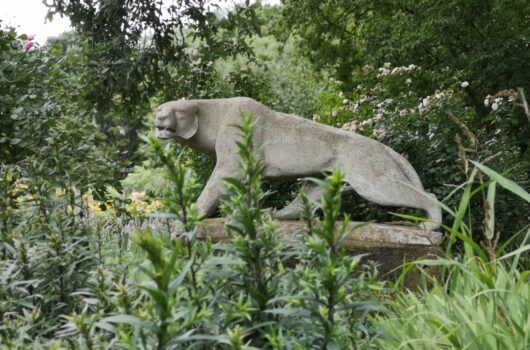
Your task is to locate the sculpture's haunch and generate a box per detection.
[155,97,442,231]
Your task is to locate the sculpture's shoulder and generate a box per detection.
[212,97,274,116]
[188,97,264,113]
[194,96,257,106]
[228,96,257,105]
[225,97,268,111]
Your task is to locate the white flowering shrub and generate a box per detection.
[315,63,530,234]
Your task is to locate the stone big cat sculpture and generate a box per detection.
[155,97,442,231]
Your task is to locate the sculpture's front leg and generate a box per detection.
[196,164,229,218]
[197,163,238,217]
[196,126,243,218]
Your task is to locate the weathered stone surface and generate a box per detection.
[196,218,442,246]
[195,218,443,286]
[155,97,442,231]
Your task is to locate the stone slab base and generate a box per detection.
[196,218,444,287]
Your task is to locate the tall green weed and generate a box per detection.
[376,162,530,350]
[56,116,381,349]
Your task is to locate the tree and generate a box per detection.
[280,0,530,235]
[282,0,530,97]
[45,0,262,164]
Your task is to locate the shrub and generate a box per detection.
[314,63,529,236]
[60,117,382,349]
[375,162,530,350]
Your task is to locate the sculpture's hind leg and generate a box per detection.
[343,174,442,231]
[274,181,325,219]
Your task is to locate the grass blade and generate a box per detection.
[471,161,530,202]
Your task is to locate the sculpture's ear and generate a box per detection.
[175,101,198,140]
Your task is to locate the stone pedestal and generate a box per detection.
[196,218,444,287]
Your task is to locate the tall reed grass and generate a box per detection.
[376,162,530,350]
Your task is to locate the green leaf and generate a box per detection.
[139,284,168,309]
[100,315,156,331]
[471,161,530,203]
[264,307,308,316]
[498,244,530,262]
[496,226,528,257]
[452,168,476,234]
[94,321,117,333]
[171,259,192,289]
[204,256,244,266]
[443,225,490,266]
[485,181,496,240]
[223,177,245,192]
[515,271,530,289]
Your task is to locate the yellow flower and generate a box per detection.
[84,194,102,213]
[14,180,28,193]
[88,202,101,213]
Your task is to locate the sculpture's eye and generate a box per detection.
[156,107,172,119]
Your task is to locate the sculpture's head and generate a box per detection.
[155,100,198,140]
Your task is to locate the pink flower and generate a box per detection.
[26,34,35,41]
[23,41,33,50]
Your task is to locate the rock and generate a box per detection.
[194,218,443,288]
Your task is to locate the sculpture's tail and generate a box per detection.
[384,146,442,230]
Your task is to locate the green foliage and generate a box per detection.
[375,163,530,350]
[220,115,284,343]
[45,0,263,163]
[121,164,169,197]
[0,25,120,184]
[0,117,380,349]
[314,62,529,236]
[1,29,68,161]
[217,32,324,116]
[287,170,382,349]
[0,25,124,346]
[0,164,98,343]
[280,0,367,84]
[2,2,530,348]
[280,0,529,234]
[0,26,134,348]
[282,0,530,97]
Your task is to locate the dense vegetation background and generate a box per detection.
[1,1,529,348]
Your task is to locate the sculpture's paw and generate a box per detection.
[273,207,301,220]
[419,221,440,232]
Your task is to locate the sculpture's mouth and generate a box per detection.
[155,125,176,139]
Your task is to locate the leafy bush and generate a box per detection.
[3,4,530,347]
[314,63,529,236]
[281,0,530,100]
[0,163,100,344]
[93,117,382,349]
[1,117,382,348]
[376,162,530,350]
